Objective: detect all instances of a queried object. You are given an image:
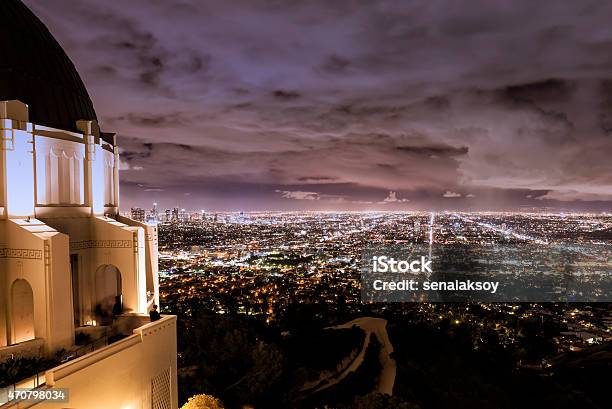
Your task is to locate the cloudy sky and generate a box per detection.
[26,0,612,211]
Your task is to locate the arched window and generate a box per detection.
[93,264,122,323]
[10,279,35,344]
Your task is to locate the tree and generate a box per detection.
[245,341,284,398]
[180,394,224,409]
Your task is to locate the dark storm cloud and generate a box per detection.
[395,145,468,157]
[297,176,338,182]
[272,90,301,99]
[25,0,612,209]
[110,112,192,128]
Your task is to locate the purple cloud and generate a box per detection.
[24,0,612,210]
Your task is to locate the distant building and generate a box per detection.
[131,207,146,222]
[150,202,159,222]
[0,1,177,407]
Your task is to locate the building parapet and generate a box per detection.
[1,315,177,408]
[46,315,176,386]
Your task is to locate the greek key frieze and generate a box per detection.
[0,248,43,259]
[69,240,132,251]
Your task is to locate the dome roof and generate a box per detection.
[0,0,97,133]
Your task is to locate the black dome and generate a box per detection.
[0,0,97,132]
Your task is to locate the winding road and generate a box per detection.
[306,316,396,395]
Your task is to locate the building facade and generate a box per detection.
[0,1,177,408]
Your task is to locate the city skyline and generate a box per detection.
[25,0,612,211]
[128,203,612,216]
[127,203,611,228]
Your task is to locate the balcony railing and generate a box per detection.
[0,335,109,406]
[0,314,163,406]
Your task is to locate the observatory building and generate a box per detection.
[0,1,177,408]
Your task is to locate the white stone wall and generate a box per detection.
[34,316,178,409]
[2,120,35,218]
[102,148,115,207]
[35,136,85,206]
